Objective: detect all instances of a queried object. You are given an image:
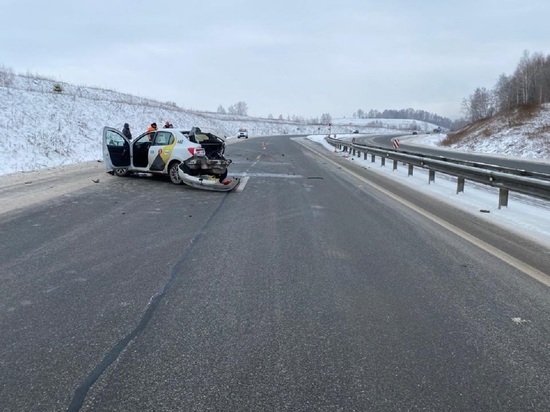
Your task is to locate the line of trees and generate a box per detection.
[353,108,453,129]
[217,101,249,116]
[462,50,550,122]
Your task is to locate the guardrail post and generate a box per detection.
[352,148,356,156]
[457,177,465,194]
[371,154,376,163]
[499,188,509,209]
[393,159,398,170]
[408,164,414,176]
[381,157,385,167]
[428,170,435,184]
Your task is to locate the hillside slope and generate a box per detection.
[0,73,317,175]
[441,104,550,160]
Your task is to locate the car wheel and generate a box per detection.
[168,161,183,185]
[114,168,130,177]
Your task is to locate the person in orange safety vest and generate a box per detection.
[146,122,157,140]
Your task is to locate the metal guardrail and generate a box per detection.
[325,136,550,208]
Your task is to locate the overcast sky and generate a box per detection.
[2,0,550,120]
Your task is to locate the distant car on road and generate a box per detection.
[237,128,248,139]
[352,130,359,134]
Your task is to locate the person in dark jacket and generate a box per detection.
[122,123,132,140]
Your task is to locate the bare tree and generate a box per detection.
[320,113,332,124]
[493,74,514,112]
[235,101,248,116]
[462,87,494,121]
[486,50,550,116]
[532,52,548,104]
[226,102,248,115]
[216,104,226,114]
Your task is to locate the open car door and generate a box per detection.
[103,126,131,171]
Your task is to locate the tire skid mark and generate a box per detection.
[67,193,232,411]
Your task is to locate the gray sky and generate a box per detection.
[2,0,549,120]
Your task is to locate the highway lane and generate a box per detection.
[1,136,550,411]
[0,170,234,411]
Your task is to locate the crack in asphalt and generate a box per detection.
[66,192,231,412]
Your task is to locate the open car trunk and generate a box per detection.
[200,141,225,159]
[187,127,226,159]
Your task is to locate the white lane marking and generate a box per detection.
[233,173,305,193]
[297,139,550,287]
[235,176,249,192]
[511,317,530,324]
[232,173,303,178]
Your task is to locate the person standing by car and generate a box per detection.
[122,123,132,140]
[146,122,157,140]
[164,120,173,128]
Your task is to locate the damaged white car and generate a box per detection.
[102,126,239,191]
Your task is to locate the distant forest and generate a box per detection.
[462,50,550,122]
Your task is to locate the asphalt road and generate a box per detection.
[1,136,550,411]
